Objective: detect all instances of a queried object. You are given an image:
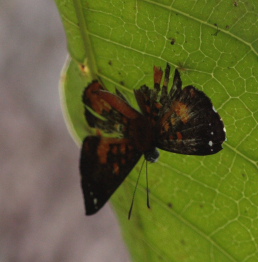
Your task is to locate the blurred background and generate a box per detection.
[0,0,130,261]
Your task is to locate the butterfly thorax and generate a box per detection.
[128,116,159,162]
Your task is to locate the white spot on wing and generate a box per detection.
[209,141,213,147]
[212,106,217,113]
[93,198,98,205]
[211,132,214,135]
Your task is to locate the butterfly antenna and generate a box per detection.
[146,160,151,209]
[128,158,145,220]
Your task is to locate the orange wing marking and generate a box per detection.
[177,132,183,140]
[154,66,163,85]
[173,102,191,124]
[97,91,140,119]
[97,138,129,164]
[113,163,120,175]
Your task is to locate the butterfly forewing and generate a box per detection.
[80,136,142,215]
[156,73,226,155]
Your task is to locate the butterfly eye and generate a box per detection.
[144,148,160,163]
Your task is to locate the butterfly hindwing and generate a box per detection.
[83,81,141,135]
[80,136,142,215]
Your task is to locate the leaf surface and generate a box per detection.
[55,0,258,261]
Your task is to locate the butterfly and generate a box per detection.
[80,64,226,215]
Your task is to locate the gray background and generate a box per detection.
[0,0,130,261]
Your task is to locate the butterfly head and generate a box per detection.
[144,148,160,163]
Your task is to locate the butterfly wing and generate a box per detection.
[81,81,144,215]
[83,80,141,134]
[80,136,142,215]
[156,69,226,155]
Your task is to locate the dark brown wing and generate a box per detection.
[157,85,226,155]
[80,136,142,215]
[134,64,226,155]
[81,81,144,215]
[156,68,226,155]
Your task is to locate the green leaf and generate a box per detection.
[55,0,258,261]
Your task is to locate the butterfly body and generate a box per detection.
[80,64,226,215]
